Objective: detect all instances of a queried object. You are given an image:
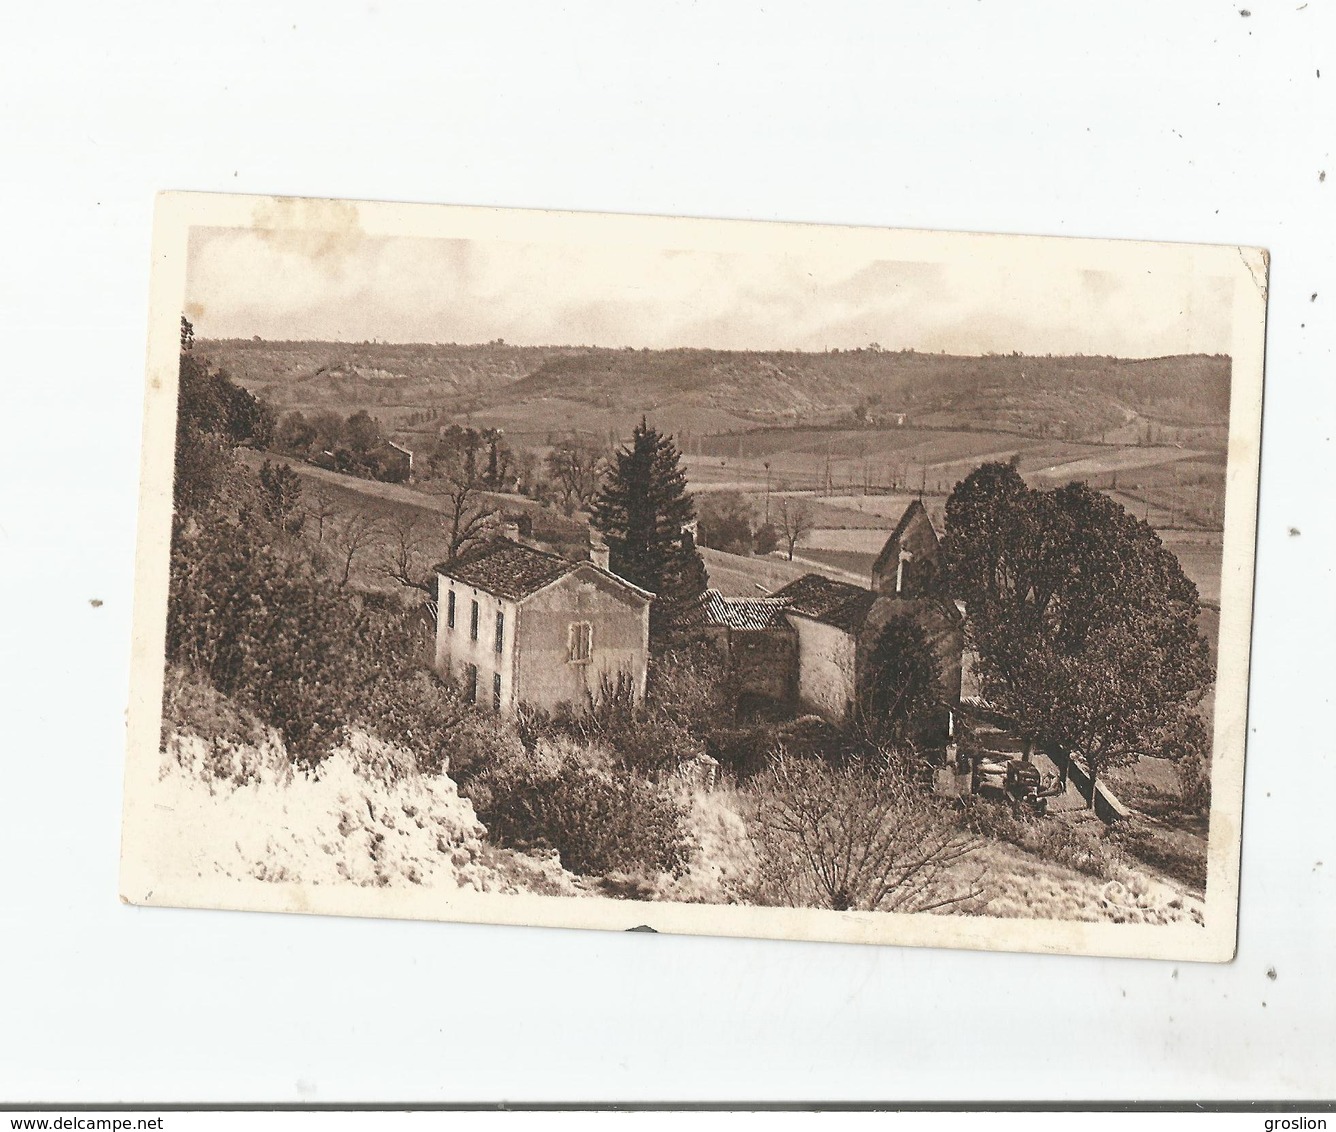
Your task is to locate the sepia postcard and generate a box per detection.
[121,192,1266,961]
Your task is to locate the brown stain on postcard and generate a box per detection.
[251,197,363,273]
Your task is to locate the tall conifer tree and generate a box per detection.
[592,418,708,637]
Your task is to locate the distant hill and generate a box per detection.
[500,348,1231,438]
[198,339,1231,444]
[198,339,583,411]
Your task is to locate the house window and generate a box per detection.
[493,672,502,711]
[568,620,593,664]
[465,663,478,704]
[495,610,505,654]
[446,590,456,629]
[470,599,480,641]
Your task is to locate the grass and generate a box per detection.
[793,547,878,577]
[1103,757,1209,894]
[947,840,1204,925]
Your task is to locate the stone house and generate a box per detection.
[778,499,964,736]
[684,499,965,742]
[675,590,798,706]
[433,537,653,714]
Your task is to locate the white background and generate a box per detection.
[1,0,1332,1105]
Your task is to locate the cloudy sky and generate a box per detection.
[185,225,1233,357]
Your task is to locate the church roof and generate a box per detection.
[871,498,940,580]
[771,574,879,633]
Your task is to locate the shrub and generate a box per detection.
[647,642,737,732]
[749,752,979,913]
[708,714,879,782]
[361,665,522,779]
[166,509,367,761]
[957,797,1127,880]
[514,668,708,780]
[1177,749,1212,815]
[161,663,268,752]
[467,739,694,877]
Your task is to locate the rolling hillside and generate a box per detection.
[200,339,1231,445]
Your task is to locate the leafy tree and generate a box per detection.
[753,522,780,556]
[428,425,482,483]
[481,428,515,491]
[276,410,317,455]
[697,491,755,555]
[591,418,707,637]
[943,462,1213,806]
[859,616,942,743]
[344,409,382,455]
[310,410,346,453]
[258,460,305,534]
[173,317,270,513]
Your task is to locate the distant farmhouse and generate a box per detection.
[433,536,652,714]
[433,501,964,742]
[382,440,413,482]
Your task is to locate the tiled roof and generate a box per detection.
[435,537,654,603]
[771,573,879,633]
[434,538,577,601]
[679,589,790,631]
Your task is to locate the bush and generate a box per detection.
[647,643,737,730]
[708,714,883,782]
[467,739,694,877]
[957,797,1127,880]
[363,666,523,779]
[167,494,512,768]
[514,665,711,780]
[166,509,367,760]
[161,663,268,752]
[749,752,979,912]
[1177,749,1212,815]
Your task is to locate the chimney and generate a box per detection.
[588,524,610,570]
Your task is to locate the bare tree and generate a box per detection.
[327,507,383,588]
[777,496,815,561]
[378,511,443,594]
[305,485,339,544]
[749,751,981,914]
[430,472,499,563]
[545,436,607,514]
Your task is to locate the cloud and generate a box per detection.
[184,226,1232,357]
